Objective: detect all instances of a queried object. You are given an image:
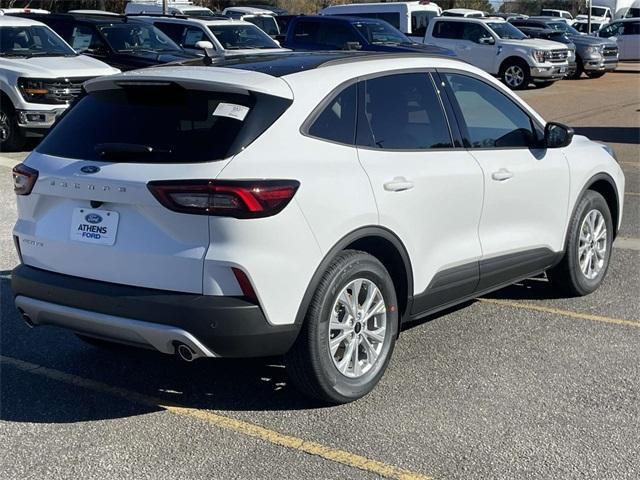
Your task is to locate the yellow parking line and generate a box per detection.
[477,298,639,328]
[0,355,432,480]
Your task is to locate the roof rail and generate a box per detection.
[318,51,464,68]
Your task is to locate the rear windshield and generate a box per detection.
[37,84,291,163]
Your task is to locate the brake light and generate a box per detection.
[12,163,39,195]
[147,180,300,218]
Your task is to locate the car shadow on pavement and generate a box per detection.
[573,126,640,145]
[0,272,324,425]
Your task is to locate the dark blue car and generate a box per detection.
[283,15,453,56]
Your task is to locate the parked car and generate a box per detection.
[245,4,289,16]
[222,6,280,37]
[135,15,287,56]
[510,22,577,77]
[425,16,569,89]
[515,17,619,78]
[0,15,118,150]
[283,15,452,56]
[540,8,574,24]
[441,8,485,18]
[125,0,219,18]
[494,13,529,20]
[10,12,198,71]
[320,1,442,42]
[573,19,606,33]
[274,14,297,36]
[594,18,640,60]
[10,51,624,403]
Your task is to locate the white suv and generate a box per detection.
[11,52,625,404]
[426,17,570,89]
[0,15,119,150]
[134,15,286,56]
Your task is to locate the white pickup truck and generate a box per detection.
[0,15,118,151]
[425,17,570,89]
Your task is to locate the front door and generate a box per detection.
[439,71,570,290]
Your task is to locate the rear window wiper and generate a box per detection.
[95,143,171,159]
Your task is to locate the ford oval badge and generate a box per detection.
[81,166,100,174]
[85,213,103,224]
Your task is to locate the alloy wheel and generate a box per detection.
[504,65,525,88]
[578,209,607,280]
[328,278,387,379]
[0,112,10,143]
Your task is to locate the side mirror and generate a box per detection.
[544,122,574,148]
[195,40,214,50]
[478,36,495,45]
[343,41,362,50]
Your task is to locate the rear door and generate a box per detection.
[14,82,289,294]
[354,71,485,314]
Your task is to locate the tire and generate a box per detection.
[500,59,531,90]
[586,71,606,79]
[547,191,613,296]
[568,56,584,79]
[0,102,25,152]
[286,250,399,404]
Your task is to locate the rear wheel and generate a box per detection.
[0,103,25,152]
[500,59,531,90]
[286,250,398,404]
[547,191,613,296]
[586,71,606,79]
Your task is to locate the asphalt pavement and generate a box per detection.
[0,70,638,480]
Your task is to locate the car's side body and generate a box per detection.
[595,18,640,60]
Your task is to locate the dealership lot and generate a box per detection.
[1,70,639,479]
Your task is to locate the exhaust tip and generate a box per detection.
[18,308,34,328]
[176,343,196,362]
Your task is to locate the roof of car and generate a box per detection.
[175,51,455,77]
[434,16,504,23]
[0,14,47,26]
[135,15,253,26]
[16,12,145,24]
[223,6,273,15]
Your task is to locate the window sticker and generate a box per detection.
[213,103,250,121]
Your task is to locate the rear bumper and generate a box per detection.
[11,264,300,358]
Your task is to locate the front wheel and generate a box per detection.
[286,250,398,404]
[0,103,25,152]
[547,190,613,296]
[500,60,531,90]
[568,57,584,79]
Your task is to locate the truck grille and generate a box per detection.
[43,77,93,104]
[603,46,618,57]
[547,49,569,63]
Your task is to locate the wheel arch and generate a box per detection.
[566,173,620,246]
[499,55,530,74]
[294,226,414,330]
[0,90,17,112]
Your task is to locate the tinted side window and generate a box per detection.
[154,22,186,45]
[334,13,401,30]
[357,73,452,150]
[432,21,464,39]
[293,20,321,43]
[308,84,357,145]
[461,23,490,42]
[182,26,207,48]
[623,22,640,34]
[443,73,535,148]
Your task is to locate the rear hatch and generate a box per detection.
[14,73,292,293]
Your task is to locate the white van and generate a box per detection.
[441,8,485,18]
[321,1,442,41]
[125,0,218,18]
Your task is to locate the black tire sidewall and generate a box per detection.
[501,60,531,90]
[0,103,25,152]
[308,253,398,402]
[565,191,613,295]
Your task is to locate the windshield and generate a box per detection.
[353,20,412,45]
[243,16,279,36]
[99,23,182,53]
[574,22,601,33]
[0,25,76,57]
[208,24,278,49]
[592,7,608,17]
[547,21,581,35]
[185,9,217,18]
[626,8,640,18]
[486,22,527,39]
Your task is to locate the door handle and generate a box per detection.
[491,169,514,181]
[383,177,414,192]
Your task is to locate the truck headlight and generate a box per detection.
[585,45,603,57]
[533,50,546,63]
[18,78,51,103]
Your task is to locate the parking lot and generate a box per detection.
[1,69,639,480]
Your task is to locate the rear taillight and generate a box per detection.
[12,164,39,196]
[147,180,300,218]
